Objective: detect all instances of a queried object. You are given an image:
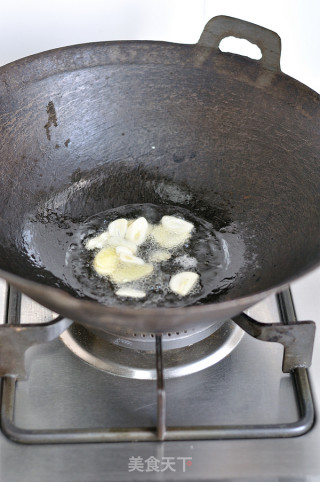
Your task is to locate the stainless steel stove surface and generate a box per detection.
[0,276,320,482]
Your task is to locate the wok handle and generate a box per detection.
[198,15,281,72]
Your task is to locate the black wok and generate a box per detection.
[0,16,319,335]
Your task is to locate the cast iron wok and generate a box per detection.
[0,16,319,335]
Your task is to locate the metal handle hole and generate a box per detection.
[219,36,262,60]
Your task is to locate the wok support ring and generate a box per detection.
[0,287,315,443]
[0,289,314,380]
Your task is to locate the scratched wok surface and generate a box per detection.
[0,16,319,334]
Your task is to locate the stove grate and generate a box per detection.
[0,287,315,444]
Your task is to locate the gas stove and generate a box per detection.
[0,272,320,481]
[1,3,320,481]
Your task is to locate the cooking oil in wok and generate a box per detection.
[66,203,239,308]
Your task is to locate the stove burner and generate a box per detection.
[60,320,244,379]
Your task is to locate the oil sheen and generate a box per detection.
[65,203,243,308]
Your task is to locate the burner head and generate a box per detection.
[60,320,243,379]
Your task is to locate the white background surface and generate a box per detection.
[0,0,319,325]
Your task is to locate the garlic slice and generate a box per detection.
[149,250,171,263]
[85,231,109,250]
[115,246,133,256]
[151,225,190,249]
[93,247,118,276]
[169,271,199,296]
[161,215,193,234]
[111,263,153,283]
[106,236,137,254]
[119,252,145,265]
[125,217,149,245]
[108,218,128,238]
[115,288,146,299]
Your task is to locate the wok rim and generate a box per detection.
[1,37,320,100]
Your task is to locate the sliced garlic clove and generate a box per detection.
[106,236,137,254]
[115,246,133,257]
[149,250,171,263]
[108,218,128,238]
[115,288,146,299]
[151,225,190,249]
[125,217,149,245]
[119,252,145,265]
[93,247,118,276]
[169,271,199,296]
[161,215,194,234]
[111,263,153,283]
[85,231,110,250]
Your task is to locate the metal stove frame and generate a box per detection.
[0,286,315,444]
